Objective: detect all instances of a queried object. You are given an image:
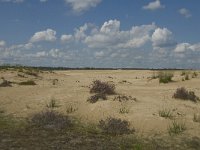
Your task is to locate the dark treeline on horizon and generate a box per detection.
[0,64,192,71]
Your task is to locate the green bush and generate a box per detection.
[158,72,173,83]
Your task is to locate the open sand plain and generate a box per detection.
[1,68,200,148]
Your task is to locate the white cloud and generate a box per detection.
[152,28,176,48]
[174,43,190,53]
[84,20,156,49]
[49,49,62,58]
[179,8,192,18]
[35,51,48,57]
[30,29,57,43]
[94,51,104,58]
[74,23,88,41]
[0,40,6,47]
[61,34,73,43]
[143,0,165,11]
[65,0,102,13]
[1,0,24,3]
[174,43,200,53]
[100,20,120,33]
[189,43,200,51]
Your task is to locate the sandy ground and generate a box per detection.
[0,69,200,139]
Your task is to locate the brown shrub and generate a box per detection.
[87,93,107,103]
[90,80,115,95]
[173,87,199,102]
[30,110,72,130]
[98,117,134,135]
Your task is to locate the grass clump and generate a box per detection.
[98,117,134,135]
[193,114,200,123]
[30,110,72,130]
[46,98,59,109]
[173,87,199,102]
[52,79,58,85]
[66,105,78,114]
[119,107,129,114]
[159,109,173,119]
[90,80,116,95]
[18,80,36,85]
[185,74,189,80]
[192,72,198,78]
[168,121,186,136]
[158,72,173,83]
[87,93,107,103]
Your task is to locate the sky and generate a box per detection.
[0,0,199,68]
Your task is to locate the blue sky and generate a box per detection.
[0,0,199,68]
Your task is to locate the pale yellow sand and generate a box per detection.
[1,69,200,138]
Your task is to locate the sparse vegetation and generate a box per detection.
[17,73,26,78]
[66,105,78,114]
[19,68,39,77]
[98,117,134,135]
[30,110,72,129]
[173,87,199,102]
[87,93,107,103]
[46,98,59,109]
[0,79,12,87]
[185,74,189,80]
[181,71,187,76]
[193,114,200,123]
[119,107,129,114]
[192,72,198,78]
[18,80,36,85]
[88,80,115,103]
[90,80,116,95]
[113,95,137,102]
[52,79,58,85]
[158,72,173,83]
[168,121,186,135]
[159,109,173,119]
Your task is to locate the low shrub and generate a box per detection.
[30,110,72,129]
[18,80,36,85]
[98,117,134,135]
[173,87,199,102]
[113,95,137,102]
[52,79,58,85]
[87,93,107,103]
[158,72,173,83]
[90,80,115,95]
[185,74,189,80]
[192,72,198,78]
